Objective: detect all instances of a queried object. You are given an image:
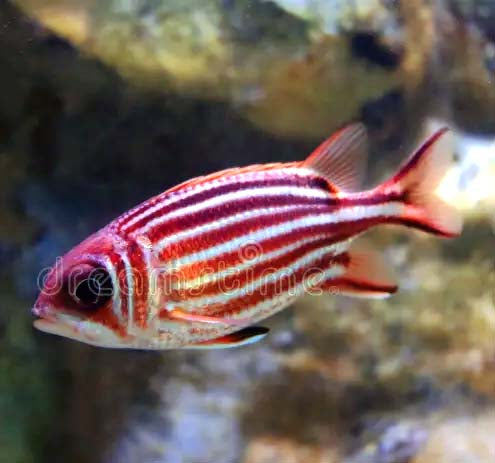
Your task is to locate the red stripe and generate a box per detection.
[88,307,127,338]
[390,217,457,238]
[336,191,403,206]
[387,127,448,185]
[117,175,328,234]
[192,252,342,318]
[321,278,397,294]
[164,217,377,284]
[171,235,338,299]
[160,210,387,267]
[143,191,403,245]
[86,250,129,337]
[158,205,335,262]
[114,252,129,320]
[126,241,150,329]
[145,195,332,243]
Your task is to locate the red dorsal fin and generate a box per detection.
[303,123,368,192]
[186,327,269,349]
[327,242,398,298]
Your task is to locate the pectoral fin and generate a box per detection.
[186,326,269,349]
[165,308,250,326]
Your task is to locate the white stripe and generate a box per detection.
[164,202,403,270]
[116,248,134,332]
[166,244,345,309]
[121,167,314,231]
[173,234,351,290]
[157,266,343,332]
[136,244,158,325]
[104,255,123,323]
[130,185,329,237]
[241,265,343,319]
[155,204,325,249]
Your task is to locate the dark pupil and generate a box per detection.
[73,268,112,309]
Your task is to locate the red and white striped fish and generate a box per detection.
[32,124,462,349]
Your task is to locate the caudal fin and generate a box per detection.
[381,127,462,237]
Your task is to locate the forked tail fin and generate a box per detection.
[379,127,463,238]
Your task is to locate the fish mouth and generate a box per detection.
[32,304,84,338]
[33,317,62,332]
[32,304,129,348]
[32,305,57,327]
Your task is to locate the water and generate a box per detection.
[1,1,494,462]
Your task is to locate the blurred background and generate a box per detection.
[0,0,494,462]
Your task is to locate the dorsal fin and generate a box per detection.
[303,123,368,192]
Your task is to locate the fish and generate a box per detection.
[32,123,462,349]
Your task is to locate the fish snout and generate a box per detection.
[31,301,56,321]
[32,303,45,317]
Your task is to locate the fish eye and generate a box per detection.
[67,265,113,310]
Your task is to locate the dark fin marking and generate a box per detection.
[303,122,368,192]
[323,242,398,299]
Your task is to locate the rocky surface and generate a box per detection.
[435,1,495,134]
[13,0,495,141]
[0,1,494,463]
[12,0,432,140]
[412,414,495,463]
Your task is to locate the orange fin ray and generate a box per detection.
[381,127,462,237]
[166,308,251,326]
[303,122,368,192]
[185,327,269,349]
[324,242,398,298]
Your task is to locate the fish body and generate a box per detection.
[33,124,462,349]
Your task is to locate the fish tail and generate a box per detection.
[380,127,462,237]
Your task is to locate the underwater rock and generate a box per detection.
[106,346,282,463]
[435,2,495,133]
[291,220,495,399]
[346,419,428,463]
[13,0,433,139]
[14,0,495,137]
[345,409,495,463]
[449,0,495,43]
[412,414,495,463]
[1,2,495,463]
[243,436,340,463]
[436,127,495,219]
[271,0,396,34]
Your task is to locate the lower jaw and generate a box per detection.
[33,318,74,338]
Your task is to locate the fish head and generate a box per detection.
[32,230,136,348]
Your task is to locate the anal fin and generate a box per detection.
[186,326,269,349]
[323,243,398,298]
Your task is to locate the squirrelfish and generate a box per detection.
[32,124,462,349]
